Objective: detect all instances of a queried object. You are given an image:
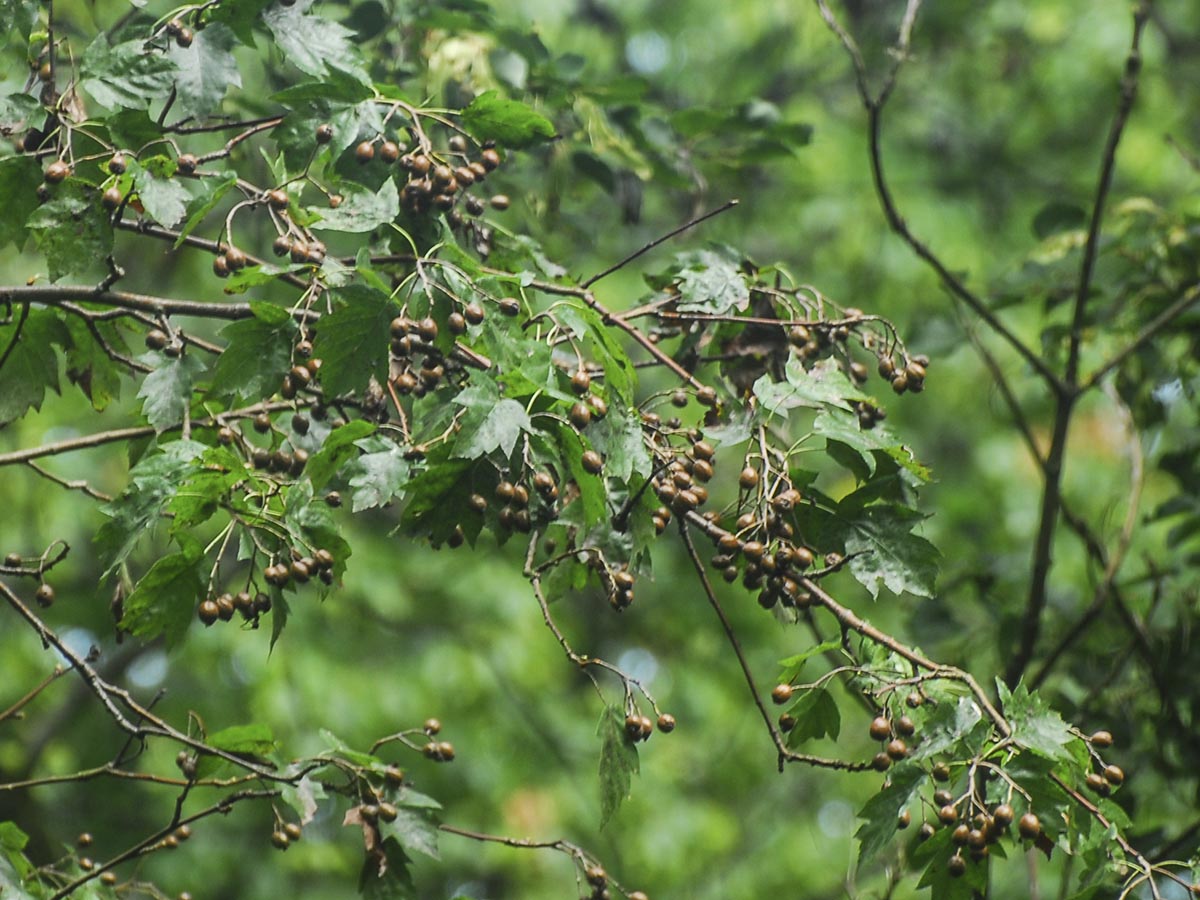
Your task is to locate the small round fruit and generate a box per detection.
[895,715,916,737]
[498,297,521,317]
[937,804,959,825]
[886,738,908,760]
[869,716,891,741]
[952,824,970,846]
[108,153,127,174]
[378,801,398,822]
[585,866,607,887]
[906,692,924,709]
[932,762,951,782]
[379,141,401,163]
[267,189,289,210]
[918,822,935,841]
[897,809,911,829]
[77,832,93,847]
[145,329,169,351]
[270,830,290,850]
[198,599,220,625]
[1103,764,1124,786]
[581,450,603,475]
[696,385,717,407]
[424,717,442,735]
[947,855,966,878]
[101,186,123,210]
[34,583,55,607]
[224,246,247,270]
[771,684,793,705]
[177,154,198,174]
[1018,812,1041,840]
[570,369,591,394]
[1085,772,1110,796]
[1089,730,1114,748]
[212,255,230,278]
[489,193,510,211]
[272,235,292,257]
[283,822,302,841]
[464,302,485,325]
[436,741,455,760]
[3,552,20,567]
[629,893,649,900]
[480,148,501,170]
[175,27,194,48]
[992,804,1014,827]
[739,466,760,490]
[656,713,676,733]
[871,752,891,772]
[45,159,71,183]
[315,123,333,144]
[355,140,375,163]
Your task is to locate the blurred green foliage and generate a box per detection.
[2,1,1199,899]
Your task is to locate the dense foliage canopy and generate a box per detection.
[1,0,1199,898]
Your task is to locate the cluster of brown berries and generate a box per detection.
[867,714,917,771]
[197,590,272,626]
[263,547,337,588]
[877,354,929,395]
[270,821,303,851]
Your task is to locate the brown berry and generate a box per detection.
[315,123,334,144]
[771,684,794,705]
[885,738,908,760]
[355,141,375,163]
[45,159,71,183]
[1103,764,1124,786]
[581,450,603,475]
[869,716,891,741]
[1090,730,1114,748]
[34,583,55,607]
[1018,812,1041,840]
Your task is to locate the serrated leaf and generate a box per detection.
[380,808,439,860]
[137,353,205,432]
[63,316,123,411]
[263,1,364,79]
[0,307,69,424]
[453,389,531,460]
[784,686,841,746]
[166,22,241,120]
[131,162,191,228]
[754,358,868,416]
[597,705,638,828]
[461,90,556,149]
[672,248,749,315]
[210,314,298,402]
[997,680,1074,762]
[813,407,930,482]
[348,445,410,511]
[119,538,204,646]
[309,178,399,233]
[306,419,376,490]
[854,762,924,869]
[837,503,939,599]
[315,285,396,396]
[81,37,178,110]
[26,183,115,281]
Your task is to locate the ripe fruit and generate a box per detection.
[869,716,891,741]
[696,385,717,407]
[490,194,510,211]
[937,804,959,825]
[379,140,400,163]
[947,854,966,878]
[1018,812,1041,840]
[571,369,591,394]
[355,140,375,163]
[933,789,954,808]
[34,583,54,607]
[3,552,20,567]
[992,803,1014,827]
[177,154,198,174]
[585,866,607,887]
[498,297,521,317]
[739,466,760,489]
[224,246,247,270]
[44,159,72,184]
[1103,764,1124,786]
[1085,772,1110,796]
[267,189,289,210]
[906,692,924,708]
[424,717,442,735]
[871,752,891,772]
[101,186,123,210]
[212,255,230,278]
[656,713,676,733]
[283,822,302,841]
[272,235,292,257]
[897,809,911,829]
[885,738,908,760]
[270,831,289,850]
[918,822,935,841]
[1089,730,1114,748]
[895,715,916,737]
[931,762,951,782]
[108,153,127,174]
[315,123,333,144]
[771,684,794,704]
[581,450,603,475]
[464,302,485,325]
[198,599,220,625]
[480,148,501,170]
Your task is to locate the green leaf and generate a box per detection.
[854,762,924,869]
[210,314,298,402]
[813,407,930,482]
[262,1,364,80]
[380,807,439,859]
[26,183,115,281]
[306,419,377,490]
[131,158,191,228]
[452,379,532,459]
[348,443,410,511]
[120,538,204,646]
[0,307,69,425]
[597,705,639,829]
[206,722,276,755]
[777,638,843,683]
[314,285,397,396]
[176,171,238,245]
[309,178,399,233]
[357,837,415,900]
[166,22,242,120]
[997,680,1074,762]
[0,822,29,853]
[0,155,42,249]
[754,358,868,417]
[205,0,273,45]
[784,686,841,746]
[837,503,940,599]
[672,247,750,315]
[137,353,205,432]
[166,446,244,531]
[63,316,123,411]
[81,37,179,110]
[96,440,208,572]
[461,90,556,149]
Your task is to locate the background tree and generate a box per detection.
[1,1,1199,899]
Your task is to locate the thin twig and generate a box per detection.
[581,199,739,289]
